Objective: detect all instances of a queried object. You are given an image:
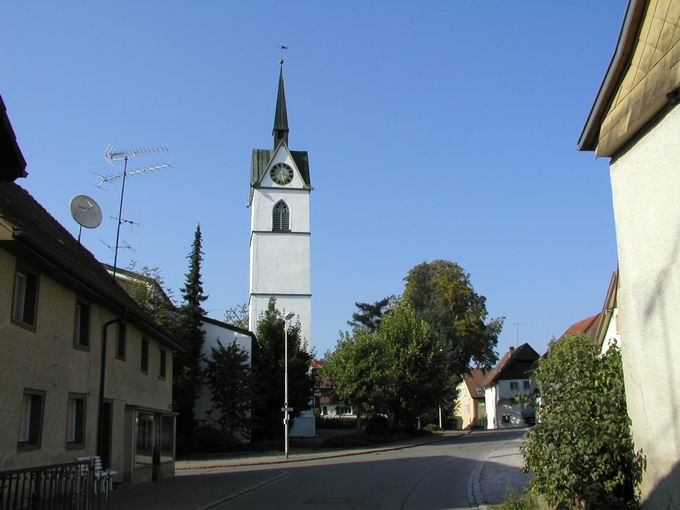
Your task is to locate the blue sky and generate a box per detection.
[3,1,626,360]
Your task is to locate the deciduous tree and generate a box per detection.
[403,260,502,377]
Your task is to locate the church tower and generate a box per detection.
[248,64,312,350]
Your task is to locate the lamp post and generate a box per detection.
[283,312,295,459]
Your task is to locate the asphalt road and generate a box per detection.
[110,429,525,510]
[215,429,523,510]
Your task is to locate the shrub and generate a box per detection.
[424,423,440,433]
[522,334,644,509]
[364,415,390,436]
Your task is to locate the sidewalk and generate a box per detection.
[176,431,463,471]
[470,434,531,507]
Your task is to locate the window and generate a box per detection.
[510,381,519,391]
[141,339,149,373]
[502,414,511,424]
[160,415,174,460]
[12,267,38,328]
[116,323,126,360]
[272,200,290,231]
[523,380,531,390]
[73,301,91,349]
[135,412,154,465]
[18,390,44,449]
[66,395,86,447]
[322,406,328,416]
[159,349,166,379]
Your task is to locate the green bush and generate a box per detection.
[522,334,644,509]
[423,423,440,433]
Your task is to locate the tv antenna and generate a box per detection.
[513,322,526,346]
[97,144,171,278]
[69,195,103,243]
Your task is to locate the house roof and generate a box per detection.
[103,263,176,309]
[201,315,257,340]
[0,95,27,181]
[251,146,311,189]
[578,0,647,152]
[561,313,601,339]
[463,368,488,399]
[483,343,540,387]
[0,182,183,351]
[594,270,619,350]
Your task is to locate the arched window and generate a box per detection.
[273,200,290,231]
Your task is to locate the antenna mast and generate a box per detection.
[96,145,170,278]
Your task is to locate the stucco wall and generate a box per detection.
[0,248,174,481]
[484,379,534,429]
[249,144,312,350]
[609,101,680,505]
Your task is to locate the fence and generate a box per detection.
[0,460,109,510]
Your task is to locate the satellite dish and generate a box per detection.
[70,195,103,229]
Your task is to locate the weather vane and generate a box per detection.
[279,43,288,65]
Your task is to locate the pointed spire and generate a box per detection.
[273,64,289,147]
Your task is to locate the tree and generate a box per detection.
[123,262,182,333]
[325,301,452,430]
[347,296,395,332]
[250,299,314,441]
[403,260,503,377]
[174,225,209,451]
[323,329,392,421]
[203,340,252,439]
[225,302,249,330]
[380,303,451,428]
[522,334,644,509]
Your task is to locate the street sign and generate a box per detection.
[281,406,293,412]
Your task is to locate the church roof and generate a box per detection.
[273,67,289,137]
[251,147,311,189]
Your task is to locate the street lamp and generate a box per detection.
[283,311,295,459]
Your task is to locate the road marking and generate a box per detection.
[194,470,290,509]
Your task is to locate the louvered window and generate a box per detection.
[273,201,290,231]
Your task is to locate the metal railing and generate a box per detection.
[0,460,109,510]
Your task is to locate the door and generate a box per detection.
[98,402,113,469]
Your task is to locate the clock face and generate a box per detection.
[270,163,294,185]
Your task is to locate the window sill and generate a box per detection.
[116,356,126,362]
[17,443,40,452]
[11,319,36,333]
[73,343,90,352]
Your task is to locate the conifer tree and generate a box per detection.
[174,224,208,451]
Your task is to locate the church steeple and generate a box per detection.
[273,65,289,148]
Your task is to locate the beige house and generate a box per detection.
[579,0,680,505]
[0,97,183,484]
[454,369,487,429]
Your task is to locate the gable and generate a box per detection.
[251,144,311,190]
[579,0,680,156]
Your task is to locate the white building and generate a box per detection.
[194,317,255,437]
[483,344,539,429]
[579,1,680,505]
[248,65,312,351]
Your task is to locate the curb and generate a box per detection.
[177,431,468,471]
